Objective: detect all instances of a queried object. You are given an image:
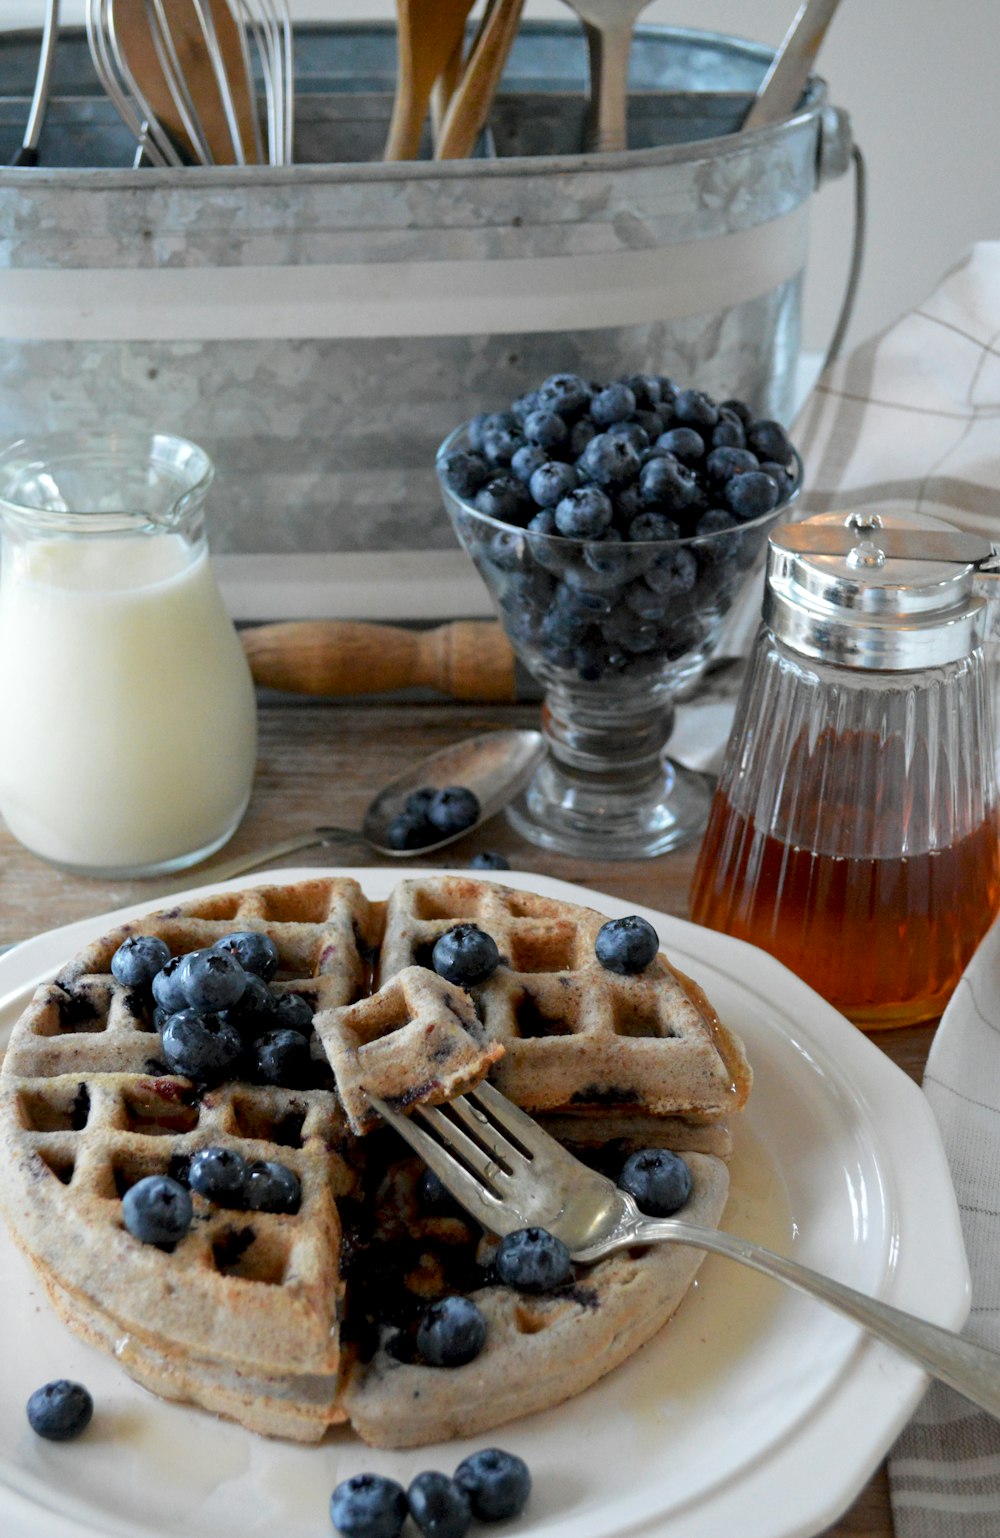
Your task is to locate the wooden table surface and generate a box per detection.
[0,699,935,1538]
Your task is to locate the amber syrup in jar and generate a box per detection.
[691,784,1000,1028]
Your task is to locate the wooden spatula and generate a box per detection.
[435,0,525,160]
[111,0,260,165]
[384,0,477,161]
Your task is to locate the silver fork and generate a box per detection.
[371,1082,1000,1419]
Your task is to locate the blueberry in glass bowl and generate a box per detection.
[436,373,801,859]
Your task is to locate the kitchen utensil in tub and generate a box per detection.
[86,0,292,167]
[557,0,652,152]
[384,0,477,160]
[742,0,844,131]
[10,0,61,167]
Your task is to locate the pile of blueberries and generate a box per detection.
[386,784,480,853]
[332,1448,531,1538]
[109,929,316,1241]
[438,371,799,684]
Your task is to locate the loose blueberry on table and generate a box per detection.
[26,1379,94,1441]
[439,371,799,685]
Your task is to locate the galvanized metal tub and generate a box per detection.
[0,22,853,578]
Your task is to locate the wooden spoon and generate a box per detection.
[384,0,477,161]
[435,0,525,160]
[111,0,260,165]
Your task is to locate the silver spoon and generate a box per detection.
[163,729,545,890]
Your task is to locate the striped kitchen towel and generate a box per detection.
[795,241,1000,1536]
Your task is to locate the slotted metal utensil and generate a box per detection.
[372,1081,1000,1419]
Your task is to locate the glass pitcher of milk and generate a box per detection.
[0,432,257,877]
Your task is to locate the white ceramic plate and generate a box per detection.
[0,867,970,1538]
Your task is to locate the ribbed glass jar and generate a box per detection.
[689,628,1000,1028]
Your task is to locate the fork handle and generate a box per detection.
[630,1220,998,1417]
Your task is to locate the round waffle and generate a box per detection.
[0,875,743,1447]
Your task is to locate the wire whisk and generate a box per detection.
[86,0,294,168]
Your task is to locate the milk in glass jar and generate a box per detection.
[0,432,257,876]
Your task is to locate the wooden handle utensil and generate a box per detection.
[435,0,525,160]
[241,619,518,701]
[384,0,477,161]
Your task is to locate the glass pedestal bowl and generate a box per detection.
[437,425,800,860]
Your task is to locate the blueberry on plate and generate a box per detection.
[494,1227,572,1293]
[111,935,171,989]
[431,924,500,987]
[122,1174,193,1245]
[594,915,659,974]
[246,1158,301,1214]
[470,850,511,870]
[213,930,279,981]
[330,1473,408,1538]
[416,1295,488,1368]
[160,1008,244,1083]
[407,1471,472,1538]
[179,947,248,1013]
[428,786,481,836]
[151,954,188,1014]
[188,1145,249,1207]
[618,1148,693,1216]
[253,1027,311,1087]
[453,1448,532,1522]
[221,972,278,1038]
[272,991,315,1037]
[26,1380,94,1442]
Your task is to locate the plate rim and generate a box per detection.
[0,865,971,1538]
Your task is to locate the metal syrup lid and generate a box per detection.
[763,509,995,669]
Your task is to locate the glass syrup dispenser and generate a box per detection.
[690,510,1000,1029]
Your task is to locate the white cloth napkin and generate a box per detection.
[794,240,1000,1537]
